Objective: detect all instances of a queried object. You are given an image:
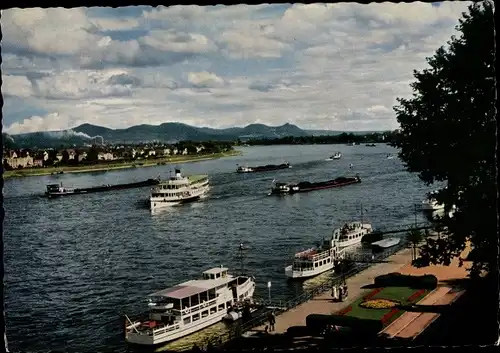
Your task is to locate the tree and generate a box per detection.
[392,1,495,278]
[86,148,99,162]
[61,150,70,164]
[407,228,424,262]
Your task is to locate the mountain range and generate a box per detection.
[2,122,381,149]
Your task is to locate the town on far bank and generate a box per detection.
[2,129,401,175]
[2,140,235,176]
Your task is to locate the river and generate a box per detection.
[3,144,439,352]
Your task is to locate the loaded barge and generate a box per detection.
[270,175,361,195]
[236,162,291,173]
[45,178,160,198]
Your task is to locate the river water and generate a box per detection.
[3,144,438,352]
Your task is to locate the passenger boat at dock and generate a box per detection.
[236,162,291,173]
[124,267,255,346]
[336,222,373,248]
[269,175,361,195]
[150,169,210,210]
[44,178,160,198]
[421,190,445,211]
[285,228,343,279]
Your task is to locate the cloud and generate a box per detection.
[2,3,474,134]
[187,71,226,88]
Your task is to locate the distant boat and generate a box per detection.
[371,237,401,252]
[325,152,342,161]
[236,162,291,173]
[386,154,394,159]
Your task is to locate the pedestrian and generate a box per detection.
[270,311,276,331]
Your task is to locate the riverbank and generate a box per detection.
[2,150,242,179]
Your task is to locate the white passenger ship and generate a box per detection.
[285,228,342,279]
[125,267,255,346]
[336,222,373,248]
[150,169,210,210]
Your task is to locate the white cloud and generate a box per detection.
[3,75,34,97]
[187,71,226,88]
[2,3,474,134]
[5,113,76,135]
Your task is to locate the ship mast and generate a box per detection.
[360,201,364,224]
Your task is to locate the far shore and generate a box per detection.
[2,150,242,179]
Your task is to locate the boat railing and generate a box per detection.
[180,297,218,316]
[152,323,181,337]
[294,248,316,258]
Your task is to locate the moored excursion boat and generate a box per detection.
[125,267,256,346]
[336,222,373,248]
[325,152,342,161]
[45,178,160,198]
[421,190,445,211]
[150,169,209,210]
[236,162,291,173]
[285,228,343,279]
[270,175,361,195]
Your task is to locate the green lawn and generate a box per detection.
[344,286,430,324]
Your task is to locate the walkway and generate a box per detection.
[380,243,471,340]
[253,247,414,334]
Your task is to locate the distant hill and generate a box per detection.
[3,122,385,148]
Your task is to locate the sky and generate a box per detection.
[2,2,471,134]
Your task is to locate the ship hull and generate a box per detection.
[271,177,360,195]
[45,179,159,198]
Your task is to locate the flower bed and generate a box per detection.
[360,299,400,309]
[407,289,427,303]
[337,306,353,316]
[363,287,384,301]
[381,308,400,325]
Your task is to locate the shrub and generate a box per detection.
[374,273,437,289]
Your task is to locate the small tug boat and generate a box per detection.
[270,175,361,195]
[150,169,210,210]
[371,237,401,252]
[125,267,255,346]
[236,162,291,173]
[45,178,160,198]
[325,152,342,161]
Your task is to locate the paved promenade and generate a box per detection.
[253,247,414,334]
[380,243,471,340]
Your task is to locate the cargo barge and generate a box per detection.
[45,178,160,198]
[270,175,361,195]
[236,162,291,173]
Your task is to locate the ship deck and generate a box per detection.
[188,174,209,183]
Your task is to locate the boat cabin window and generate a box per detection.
[183,317,191,325]
[218,303,225,311]
[149,296,181,310]
[208,289,216,300]
[192,313,200,322]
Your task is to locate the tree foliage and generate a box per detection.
[392,1,496,278]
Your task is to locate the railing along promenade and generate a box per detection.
[173,222,434,351]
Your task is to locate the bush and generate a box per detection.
[306,314,383,334]
[374,272,438,289]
